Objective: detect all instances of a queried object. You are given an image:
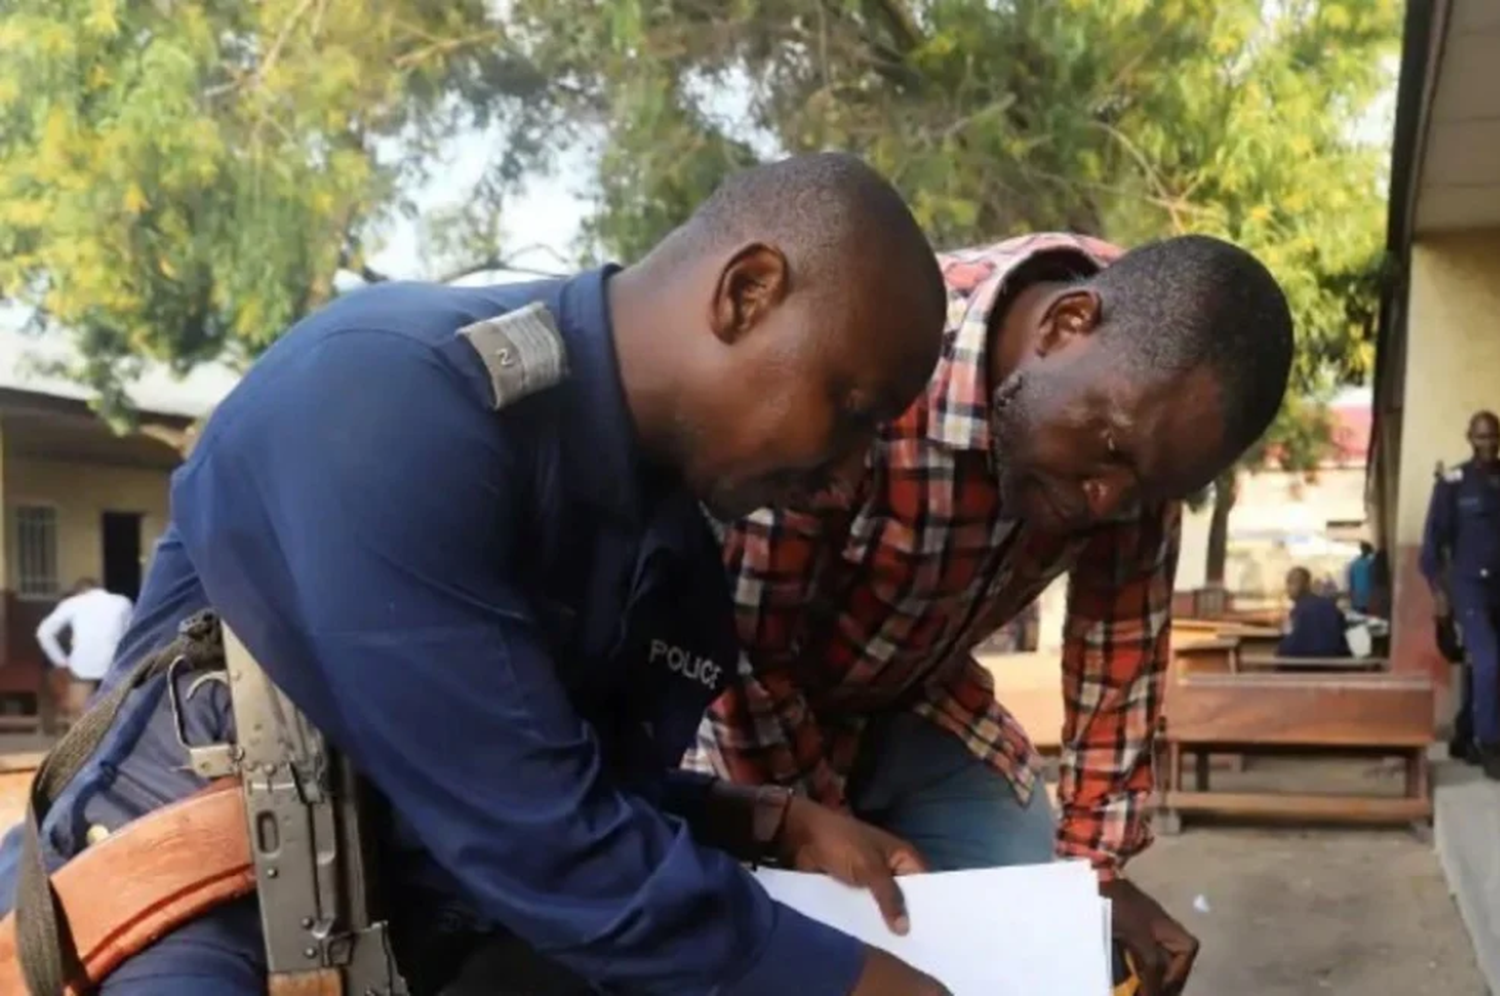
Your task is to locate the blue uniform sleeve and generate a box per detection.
[172,329,863,996]
[660,769,717,825]
[1420,478,1453,585]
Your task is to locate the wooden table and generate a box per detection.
[1237,654,1388,673]
[1158,668,1433,832]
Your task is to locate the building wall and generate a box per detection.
[0,421,7,598]
[1394,229,1500,684]
[1219,465,1370,603]
[2,456,171,594]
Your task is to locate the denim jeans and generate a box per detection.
[848,711,1056,871]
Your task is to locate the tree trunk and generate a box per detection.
[1205,470,1238,587]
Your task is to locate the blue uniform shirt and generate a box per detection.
[0,271,864,995]
[1421,459,1500,587]
[1346,554,1375,614]
[1278,594,1351,659]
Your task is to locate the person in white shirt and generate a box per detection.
[34,578,134,720]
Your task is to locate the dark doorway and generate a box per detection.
[101,512,143,600]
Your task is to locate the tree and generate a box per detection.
[3,2,1399,585]
[502,0,1399,584]
[0,0,550,418]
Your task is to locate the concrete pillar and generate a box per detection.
[0,416,8,593]
[1393,233,1500,686]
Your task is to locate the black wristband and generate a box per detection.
[750,785,793,859]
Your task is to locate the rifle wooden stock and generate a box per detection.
[0,779,256,994]
[267,969,343,995]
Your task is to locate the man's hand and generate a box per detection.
[849,946,951,996]
[774,796,927,934]
[1433,589,1452,619]
[1101,878,1199,996]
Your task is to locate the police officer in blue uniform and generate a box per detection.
[0,154,955,994]
[1278,566,1352,659]
[1422,409,1500,779]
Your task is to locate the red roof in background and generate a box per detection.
[1328,401,1372,466]
[1257,396,1371,469]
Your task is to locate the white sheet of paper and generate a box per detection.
[755,861,1111,996]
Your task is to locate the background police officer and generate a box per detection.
[1279,566,1352,659]
[1422,410,1500,778]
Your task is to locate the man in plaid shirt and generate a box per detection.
[694,233,1294,996]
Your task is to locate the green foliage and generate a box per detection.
[505,0,1398,461]
[496,0,1398,584]
[0,0,518,412]
[1,0,1399,463]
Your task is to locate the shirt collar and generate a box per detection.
[554,270,728,574]
[550,264,668,528]
[923,234,1121,453]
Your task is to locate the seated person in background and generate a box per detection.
[1279,566,1352,658]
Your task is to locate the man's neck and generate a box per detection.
[608,263,683,466]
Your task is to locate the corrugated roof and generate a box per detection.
[1329,389,1373,466]
[0,309,239,420]
[1257,387,1373,469]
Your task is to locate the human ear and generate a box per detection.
[709,243,791,344]
[1035,288,1102,357]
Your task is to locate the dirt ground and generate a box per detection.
[1126,755,1483,996]
[0,770,25,830]
[1131,826,1482,996]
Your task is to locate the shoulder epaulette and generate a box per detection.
[457,301,570,410]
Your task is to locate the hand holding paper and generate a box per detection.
[1100,878,1199,996]
[756,861,1114,996]
[775,795,928,934]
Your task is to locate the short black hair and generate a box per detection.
[674,152,945,328]
[1090,234,1294,458]
[1470,410,1498,432]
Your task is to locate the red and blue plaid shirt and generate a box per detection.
[690,234,1182,878]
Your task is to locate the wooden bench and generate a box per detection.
[1171,618,1281,645]
[1174,633,1387,675]
[1220,608,1284,629]
[1236,653,1388,673]
[0,592,61,736]
[1159,667,1433,832]
[981,627,1329,758]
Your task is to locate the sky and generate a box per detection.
[368,51,1399,283]
[362,63,775,285]
[364,142,592,286]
